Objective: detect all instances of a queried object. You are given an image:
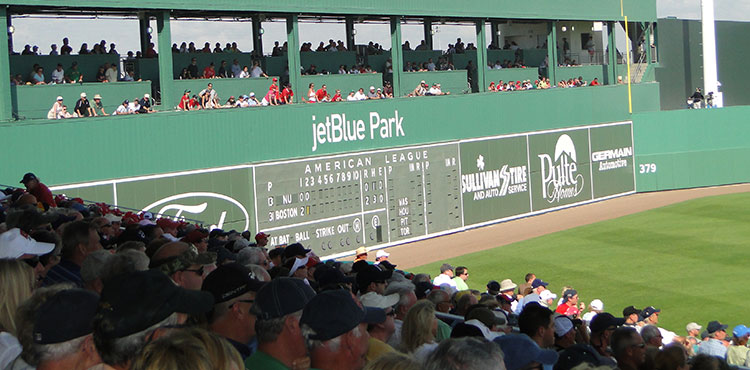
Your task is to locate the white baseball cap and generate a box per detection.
[359,291,399,309]
[590,299,604,311]
[540,290,557,302]
[0,228,55,259]
[376,250,390,259]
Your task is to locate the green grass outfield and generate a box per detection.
[410,191,750,335]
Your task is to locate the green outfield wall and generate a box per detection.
[633,106,750,192]
[1,83,658,188]
[50,121,635,258]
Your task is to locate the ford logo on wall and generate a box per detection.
[140,192,251,231]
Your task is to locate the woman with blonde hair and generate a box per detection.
[131,327,244,370]
[0,259,35,369]
[400,300,438,363]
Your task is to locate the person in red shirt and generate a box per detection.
[280,83,294,104]
[331,89,342,102]
[315,84,330,102]
[178,90,191,110]
[203,63,216,79]
[556,289,584,318]
[20,173,56,210]
[590,77,601,86]
[189,95,201,110]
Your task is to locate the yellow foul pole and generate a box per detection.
[625,16,632,114]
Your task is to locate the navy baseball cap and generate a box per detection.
[202,263,265,304]
[34,289,99,344]
[641,306,660,319]
[96,269,214,338]
[531,278,549,288]
[254,277,315,320]
[20,173,38,184]
[300,289,385,341]
[283,243,311,259]
[589,312,625,333]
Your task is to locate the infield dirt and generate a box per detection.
[376,184,750,270]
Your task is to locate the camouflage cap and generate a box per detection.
[151,246,217,276]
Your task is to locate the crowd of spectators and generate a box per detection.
[0,172,745,370]
[46,92,153,119]
[486,76,600,92]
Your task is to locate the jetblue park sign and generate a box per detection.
[311,110,405,152]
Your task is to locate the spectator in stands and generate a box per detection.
[301,290,378,370]
[280,83,294,104]
[589,312,625,366]
[244,278,316,369]
[517,278,548,311]
[698,321,729,357]
[426,337,505,370]
[432,263,457,290]
[250,60,268,78]
[690,88,704,109]
[30,66,45,85]
[186,58,199,79]
[145,43,157,58]
[556,289,584,317]
[247,92,260,106]
[262,79,280,106]
[109,43,117,54]
[49,43,58,55]
[346,91,356,101]
[113,100,130,115]
[131,327,243,370]
[95,66,107,83]
[495,332,558,370]
[331,89,342,102]
[105,64,118,83]
[518,302,555,350]
[140,94,153,113]
[582,299,603,324]
[400,300,438,362]
[78,43,89,55]
[452,266,469,291]
[726,325,750,366]
[149,242,216,290]
[202,62,216,79]
[315,84,330,102]
[47,96,65,120]
[623,306,641,328]
[230,59,241,77]
[199,83,218,109]
[354,88,367,101]
[366,86,379,100]
[60,38,72,55]
[43,221,101,287]
[202,263,264,360]
[685,322,702,354]
[65,62,83,83]
[612,327,647,370]
[29,289,101,369]
[92,94,108,116]
[74,92,96,117]
[238,65,250,78]
[92,269,213,369]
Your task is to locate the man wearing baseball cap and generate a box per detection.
[622,306,641,328]
[374,250,390,264]
[432,263,457,290]
[149,242,216,290]
[255,232,269,247]
[245,277,316,370]
[300,289,384,370]
[727,325,750,366]
[0,227,55,259]
[517,278,549,313]
[31,289,101,370]
[686,322,702,353]
[360,291,399,362]
[697,320,729,357]
[640,306,676,345]
[555,289,584,318]
[203,263,266,359]
[19,172,56,209]
[93,269,214,369]
[589,312,625,366]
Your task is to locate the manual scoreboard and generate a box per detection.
[254,143,462,255]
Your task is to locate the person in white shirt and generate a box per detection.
[432,263,457,289]
[113,100,130,115]
[250,61,267,78]
[50,64,65,84]
[337,65,347,74]
[247,92,260,106]
[346,91,357,101]
[353,88,367,101]
[128,99,141,114]
[238,66,250,78]
[105,64,118,83]
[582,299,604,324]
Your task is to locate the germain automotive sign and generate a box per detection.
[50,122,634,258]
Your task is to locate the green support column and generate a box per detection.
[490,21,499,49]
[644,22,652,64]
[252,16,263,57]
[156,11,176,109]
[390,16,404,96]
[286,15,302,103]
[475,19,487,92]
[138,13,150,54]
[0,7,13,121]
[546,21,558,85]
[345,17,355,51]
[423,18,433,50]
[607,21,617,84]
